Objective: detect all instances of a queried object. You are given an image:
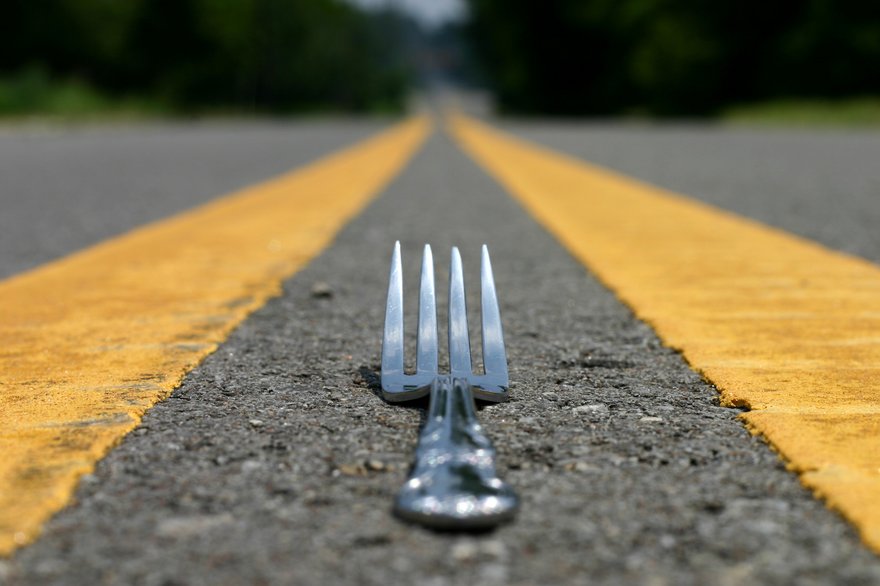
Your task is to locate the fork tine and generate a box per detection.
[382,241,404,380]
[480,245,508,382]
[448,247,472,377]
[416,244,438,375]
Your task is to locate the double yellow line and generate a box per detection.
[2,112,880,557]
[0,117,430,554]
[450,114,880,553]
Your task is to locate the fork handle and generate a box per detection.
[394,376,519,529]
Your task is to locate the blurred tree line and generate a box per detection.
[467,0,880,115]
[0,0,410,113]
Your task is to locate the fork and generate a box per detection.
[381,241,519,528]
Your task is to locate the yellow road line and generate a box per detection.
[449,114,880,553]
[0,116,431,555]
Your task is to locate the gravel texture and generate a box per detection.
[0,119,387,278]
[3,128,880,585]
[499,120,880,263]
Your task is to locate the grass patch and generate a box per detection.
[0,68,167,121]
[724,97,880,127]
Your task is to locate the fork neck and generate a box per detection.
[421,376,491,449]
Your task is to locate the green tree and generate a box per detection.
[466,0,880,116]
[1,0,409,114]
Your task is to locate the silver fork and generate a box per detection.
[381,241,519,528]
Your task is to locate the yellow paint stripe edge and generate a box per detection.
[449,113,880,553]
[0,116,431,555]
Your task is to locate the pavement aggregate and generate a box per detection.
[0,119,387,278]
[4,128,880,584]
[500,120,880,262]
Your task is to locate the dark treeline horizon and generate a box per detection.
[467,0,880,116]
[1,0,417,113]
[4,0,878,117]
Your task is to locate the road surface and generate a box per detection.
[1,116,880,585]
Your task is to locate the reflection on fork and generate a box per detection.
[381,242,518,529]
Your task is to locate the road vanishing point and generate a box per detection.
[1,110,880,585]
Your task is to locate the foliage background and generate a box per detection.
[466,0,880,115]
[2,0,879,118]
[0,0,412,115]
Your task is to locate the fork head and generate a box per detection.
[381,241,509,403]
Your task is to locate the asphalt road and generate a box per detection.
[2,119,880,585]
[0,119,387,279]
[499,121,880,263]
